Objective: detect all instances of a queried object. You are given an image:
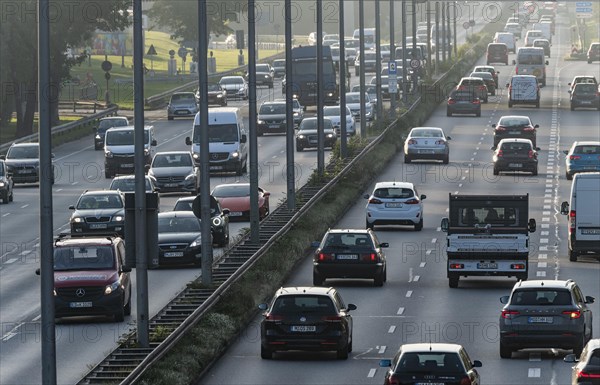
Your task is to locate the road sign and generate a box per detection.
[410,59,421,69]
[576,2,592,7]
[576,7,593,12]
[388,61,397,75]
[178,47,187,59]
[463,21,470,30]
[389,74,398,94]
[146,44,157,56]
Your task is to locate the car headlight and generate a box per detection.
[190,236,202,248]
[298,135,305,139]
[95,134,101,140]
[104,280,121,295]
[231,151,240,158]
[144,148,149,155]
[185,172,196,181]
[212,216,222,227]
[72,217,83,223]
[192,153,199,160]
[257,120,265,125]
[326,133,334,138]
[293,112,299,116]
[264,75,270,79]
[293,94,299,99]
[216,94,223,98]
[113,215,124,222]
[327,92,334,97]
[0,182,4,188]
[105,151,113,158]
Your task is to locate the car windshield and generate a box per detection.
[500,142,532,152]
[410,129,443,138]
[324,107,341,116]
[256,64,270,72]
[193,124,239,143]
[374,188,414,199]
[158,216,201,233]
[345,94,361,103]
[105,130,150,146]
[511,289,572,306]
[396,353,465,374]
[212,184,250,197]
[171,94,195,103]
[7,145,38,159]
[260,104,286,114]
[152,153,192,168]
[110,177,152,192]
[173,198,218,215]
[76,194,123,209]
[498,117,530,127]
[458,206,519,226]
[207,84,222,91]
[323,233,374,248]
[220,77,243,85]
[471,72,493,80]
[271,295,335,315]
[53,246,115,271]
[98,119,127,130]
[299,119,333,130]
[364,52,376,60]
[273,60,285,68]
[573,145,600,155]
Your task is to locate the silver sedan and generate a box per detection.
[403,127,451,164]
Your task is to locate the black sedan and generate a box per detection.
[492,115,538,147]
[492,138,539,176]
[69,190,125,236]
[157,211,205,267]
[173,196,230,247]
[245,63,274,88]
[195,84,227,106]
[446,90,481,117]
[570,83,600,111]
[295,117,337,152]
[312,228,388,286]
[0,159,14,204]
[258,286,356,360]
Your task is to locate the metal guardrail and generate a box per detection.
[0,105,119,154]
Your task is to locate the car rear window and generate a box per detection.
[374,187,414,199]
[498,117,530,127]
[500,142,532,152]
[574,84,597,93]
[511,289,573,306]
[488,44,507,53]
[411,129,443,138]
[395,353,465,374]
[573,145,600,154]
[171,94,195,102]
[460,79,484,86]
[271,295,335,315]
[323,233,374,248]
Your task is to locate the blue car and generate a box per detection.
[564,141,600,180]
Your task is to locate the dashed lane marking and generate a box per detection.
[528,368,541,378]
[397,307,405,315]
[378,346,386,354]
[388,325,396,334]
[368,369,377,378]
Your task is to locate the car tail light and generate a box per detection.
[511,263,526,270]
[495,125,506,131]
[497,150,503,158]
[523,125,535,131]
[577,370,600,379]
[562,310,581,319]
[569,155,581,160]
[369,198,383,204]
[361,253,378,262]
[472,99,480,104]
[322,314,343,322]
[384,375,401,385]
[407,139,417,145]
[448,99,456,105]
[501,310,520,319]
[318,253,335,262]
[460,377,473,385]
[450,263,464,269]
[479,85,486,91]
[435,140,446,145]
[569,210,576,233]
[265,314,284,321]
[404,198,420,204]
[528,150,535,159]
[457,86,466,91]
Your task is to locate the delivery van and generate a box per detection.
[514,47,549,86]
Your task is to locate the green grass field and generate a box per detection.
[0,115,82,144]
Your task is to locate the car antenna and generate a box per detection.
[429,337,432,351]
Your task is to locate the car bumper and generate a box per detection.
[494,132,536,145]
[261,333,348,353]
[168,108,198,117]
[494,160,538,172]
[55,289,124,318]
[258,122,286,134]
[10,172,39,183]
[566,164,600,174]
[71,223,125,236]
[571,98,600,108]
[405,148,448,159]
[447,105,480,115]
[105,157,151,173]
[158,247,201,266]
[500,331,581,350]
[366,209,421,225]
[296,138,337,149]
[154,179,197,193]
[569,237,600,254]
[314,262,384,280]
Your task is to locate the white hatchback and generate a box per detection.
[364,181,426,231]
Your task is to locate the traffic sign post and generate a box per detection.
[575,2,593,18]
[388,61,398,94]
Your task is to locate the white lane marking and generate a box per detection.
[409,267,414,282]
[1,322,23,342]
[71,182,78,186]
[538,262,547,268]
[541,231,549,236]
[419,262,426,268]
[378,346,386,354]
[528,368,541,377]
[426,250,432,255]
[541,224,550,228]
[458,183,463,188]
[5,258,17,264]
[19,250,32,256]
[2,213,10,217]
[20,204,29,209]
[406,291,413,298]
[32,315,41,322]
[56,188,63,192]
[529,353,541,362]
[397,307,405,315]
[413,275,420,282]
[539,254,547,259]
[272,155,277,159]
[543,211,551,216]
[436,227,441,232]
[540,238,548,244]
[543,205,550,210]
[367,369,377,378]
[537,271,547,277]
[431,238,437,243]
[388,325,396,334]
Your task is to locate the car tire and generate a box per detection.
[313,271,324,286]
[531,168,538,176]
[261,345,273,359]
[337,346,349,360]
[484,97,489,103]
[236,163,245,176]
[355,68,359,76]
[446,110,452,117]
[574,333,586,357]
[348,339,353,353]
[415,218,423,231]
[257,130,264,137]
[571,104,575,111]
[536,101,540,108]
[296,145,303,152]
[491,89,496,96]
[168,116,174,121]
[105,170,113,179]
[114,302,125,322]
[500,342,512,359]
[569,248,578,262]
[476,111,481,117]
[493,167,499,176]
[193,257,202,267]
[124,291,131,316]
[94,144,101,151]
[1,192,7,204]
[404,154,411,164]
[374,272,384,287]
[366,220,374,230]
[566,172,573,181]
[448,275,459,288]
[588,59,593,64]
[442,155,449,165]
[8,190,13,202]
[508,101,513,108]
[517,273,528,281]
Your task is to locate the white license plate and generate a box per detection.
[209,165,224,170]
[121,164,134,168]
[19,169,34,174]
[385,202,403,208]
[269,124,280,128]
[582,229,600,235]
[89,223,108,229]
[291,325,316,332]
[70,302,92,308]
[229,211,242,216]
[164,251,184,257]
[580,101,592,104]
[164,183,179,188]
[336,254,358,260]
[176,110,188,114]
[478,262,498,269]
[418,150,435,154]
[509,163,523,168]
[509,131,520,134]
[528,316,553,323]
[416,383,444,385]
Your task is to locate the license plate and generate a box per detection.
[584,166,597,170]
[522,68,528,72]
[385,202,403,208]
[209,165,223,170]
[121,164,134,168]
[528,316,553,323]
[509,131,520,134]
[229,211,242,216]
[416,383,444,385]
[164,183,179,188]
[89,223,108,229]
[336,254,358,260]
[308,93,317,96]
[478,262,498,269]
[70,302,92,308]
[291,325,316,332]
[176,111,186,114]
[418,150,435,154]
[509,163,523,168]
[580,101,592,104]
[269,124,280,128]
[164,251,184,257]
[19,169,34,174]
[582,229,600,235]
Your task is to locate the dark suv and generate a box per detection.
[492,138,539,176]
[258,286,356,359]
[499,279,595,358]
[312,228,388,286]
[492,115,539,147]
[69,190,126,236]
[257,101,287,136]
[36,234,132,322]
[0,159,14,204]
[0,143,54,184]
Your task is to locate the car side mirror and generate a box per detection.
[121,266,132,273]
[560,201,569,215]
[0,155,5,160]
[505,83,510,88]
[562,150,569,155]
[491,146,497,150]
[446,136,451,140]
[568,82,572,86]
[585,296,595,304]
[535,147,541,152]
[380,243,389,248]
[241,134,247,143]
[51,153,55,159]
[363,193,370,199]
[185,137,192,146]
[35,268,41,276]
[151,140,157,146]
[568,90,572,94]
[440,217,449,232]
[472,360,483,368]
[379,359,392,367]
[512,60,516,65]
[545,60,549,65]
[69,205,75,210]
[222,208,230,215]
[528,218,536,233]
[500,295,509,304]
[491,124,497,128]
[258,303,268,311]
[420,194,426,200]
[534,124,539,128]
[310,241,320,248]
[563,354,578,363]
[144,164,150,172]
[346,303,357,311]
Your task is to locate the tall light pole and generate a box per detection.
[427,0,432,76]
[389,0,396,116]
[359,0,366,138]
[402,0,408,104]
[248,0,260,241]
[375,0,383,118]
[316,0,325,174]
[412,0,418,92]
[339,0,348,157]
[285,0,295,209]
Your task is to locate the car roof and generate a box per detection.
[374,181,414,189]
[572,141,600,146]
[158,211,198,218]
[275,286,337,296]
[513,279,575,290]
[474,65,496,70]
[106,125,152,132]
[584,339,600,351]
[10,142,38,148]
[261,101,286,106]
[220,75,244,80]
[499,138,533,144]
[460,77,484,82]
[172,92,195,96]
[214,182,250,188]
[55,236,118,247]
[100,116,128,121]
[327,228,371,235]
[498,115,531,121]
[112,175,151,180]
[399,343,463,353]
[411,126,443,131]
[155,151,191,156]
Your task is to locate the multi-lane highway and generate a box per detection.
[199,16,600,385]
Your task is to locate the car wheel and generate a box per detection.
[257,130,264,137]
[193,257,202,267]
[105,170,113,179]
[446,110,452,117]
[536,101,540,108]
[415,218,423,231]
[491,89,496,96]
[9,190,13,202]
[355,68,359,76]
[588,59,593,64]
[94,144,101,151]
[337,346,349,360]
[261,345,273,359]
[566,172,573,180]
[571,104,575,111]
[114,302,125,322]
[404,154,411,164]
[484,97,489,103]
[124,291,131,316]
[236,163,245,176]
[348,339,353,353]
[517,273,528,281]
[448,275,459,288]
[574,333,586,357]
[222,100,227,107]
[168,116,173,121]
[366,220,374,230]
[374,272,384,287]
[296,145,303,152]
[500,341,512,359]
[493,167,499,176]
[508,101,513,108]
[1,192,7,204]
[442,155,449,165]
[313,271,324,286]
[531,168,538,176]
[269,84,273,89]
[569,248,578,262]
[476,111,481,117]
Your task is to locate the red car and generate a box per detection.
[211,183,270,221]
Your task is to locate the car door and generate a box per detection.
[334,292,352,339]
[573,285,593,338]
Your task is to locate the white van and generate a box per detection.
[104,126,156,178]
[494,32,516,53]
[507,75,540,108]
[560,172,600,261]
[524,30,544,46]
[514,47,549,86]
[185,108,248,175]
[532,23,552,43]
[353,28,376,50]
